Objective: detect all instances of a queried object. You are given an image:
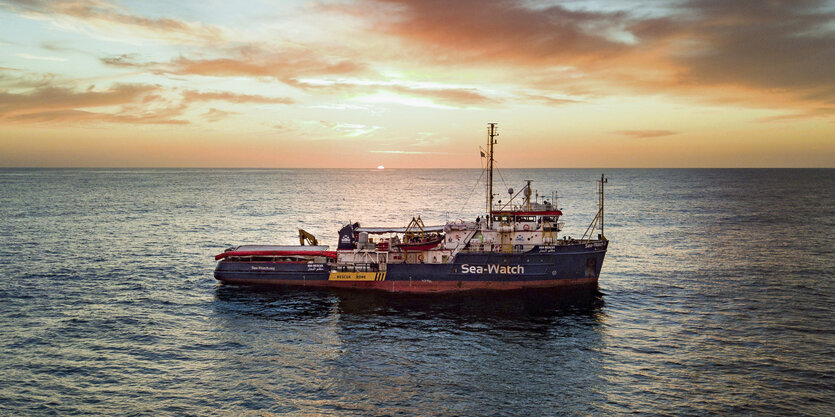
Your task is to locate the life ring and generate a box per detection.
[418,254,423,262]
[523,224,530,231]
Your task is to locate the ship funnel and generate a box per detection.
[337,222,360,250]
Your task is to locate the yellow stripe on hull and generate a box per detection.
[328,271,386,281]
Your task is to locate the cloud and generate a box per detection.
[100,53,149,68]
[358,0,632,66]
[0,83,158,114]
[291,78,498,107]
[307,103,375,111]
[101,46,370,85]
[318,121,382,137]
[267,120,384,140]
[15,53,68,62]
[272,122,296,132]
[182,90,294,105]
[0,50,302,126]
[0,69,189,125]
[351,0,835,117]
[0,73,300,125]
[166,49,368,82]
[102,48,496,107]
[6,107,189,125]
[613,130,678,138]
[757,107,835,123]
[15,0,830,119]
[522,94,583,106]
[3,0,225,45]
[387,85,497,106]
[674,0,835,92]
[0,70,58,89]
[202,107,239,122]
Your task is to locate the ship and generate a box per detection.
[214,123,609,292]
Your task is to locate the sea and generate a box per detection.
[0,168,832,416]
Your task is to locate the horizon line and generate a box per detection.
[1,166,832,170]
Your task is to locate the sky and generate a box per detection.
[0,0,833,168]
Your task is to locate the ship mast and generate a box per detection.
[486,123,498,228]
[581,173,608,242]
[599,173,607,237]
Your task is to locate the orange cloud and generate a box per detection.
[522,94,584,106]
[350,0,835,118]
[357,0,631,66]
[386,85,497,106]
[102,49,498,107]
[289,78,498,107]
[0,83,158,115]
[101,47,370,85]
[6,107,189,125]
[4,0,224,44]
[0,66,299,125]
[0,67,193,125]
[167,50,368,82]
[182,90,294,105]
[202,108,239,122]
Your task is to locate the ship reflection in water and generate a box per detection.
[212,286,607,415]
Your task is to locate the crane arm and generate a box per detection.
[298,229,318,246]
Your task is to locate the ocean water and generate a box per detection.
[0,168,832,416]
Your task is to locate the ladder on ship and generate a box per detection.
[447,228,479,261]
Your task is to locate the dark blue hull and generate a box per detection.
[214,241,607,292]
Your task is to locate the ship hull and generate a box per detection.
[211,276,598,293]
[214,242,607,293]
